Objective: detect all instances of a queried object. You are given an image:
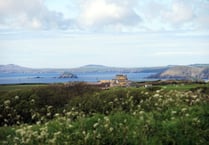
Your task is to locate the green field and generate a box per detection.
[160,83,209,91]
[0,84,47,91]
[0,82,209,145]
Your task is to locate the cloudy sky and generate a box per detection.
[0,0,209,68]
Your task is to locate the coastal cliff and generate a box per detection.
[148,66,209,80]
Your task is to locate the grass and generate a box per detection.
[160,83,208,91]
[0,84,48,96]
[0,84,47,91]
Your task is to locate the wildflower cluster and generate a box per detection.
[0,84,209,145]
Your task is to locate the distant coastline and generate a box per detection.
[0,64,209,84]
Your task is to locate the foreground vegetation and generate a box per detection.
[0,82,209,145]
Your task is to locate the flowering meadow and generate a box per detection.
[0,82,209,145]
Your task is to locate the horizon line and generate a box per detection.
[1,63,209,69]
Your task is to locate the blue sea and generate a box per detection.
[0,72,155,84]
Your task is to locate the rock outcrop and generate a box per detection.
[148,66,209,80]
[59,72,78,78]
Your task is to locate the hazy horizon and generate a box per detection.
[1,62,209,69]
[1,0,209,68]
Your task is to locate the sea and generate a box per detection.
[0,72,155,84]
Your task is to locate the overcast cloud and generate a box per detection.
[77,0,141,31]
[0,0,73,30]
[0,0,208,32]
[0,0,208,67]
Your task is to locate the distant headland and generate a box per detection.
[0,64,209,81]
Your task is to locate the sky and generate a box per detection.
[0,0,209,68]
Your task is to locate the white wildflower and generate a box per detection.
[54,113,60,118]
[54,131,61,136]
[47,112,51,117]
[32,114,36,119]
[104,116,110,122]
[192,95,197,99]
[30,99,35,104]
[140,116,144,120]
[156,90,161,93]
[66,112,72,116]
[47,105,53,111]
[15,96,19,100]
[4,100,10,106]
[153,94,159,98]
[27,125,33,129]
[82,131,86,135]
[139,111,144,115]
[104,123,109,128]
[181,108,187,112]
[96,133,101,139]
[93,122,99,128]
[109,127,113,132]
[196,98,200,103]
[49,138,56,144]
[36,121,41,125]
[171,111,177,114]
[114,98,118,102]
[68,124,73,128]
[85,132,90,140]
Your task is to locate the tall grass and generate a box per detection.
[0,83,209,145]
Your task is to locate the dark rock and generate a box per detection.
[59,72,78,78]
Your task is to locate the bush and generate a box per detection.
[0,83,99,126]
[0,83,209,145]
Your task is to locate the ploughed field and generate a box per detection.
[0,81,209,145]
